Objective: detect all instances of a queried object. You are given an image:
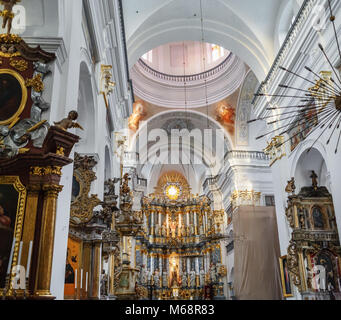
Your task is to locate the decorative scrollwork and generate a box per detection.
[287,240,301,288]
[70,153,101,225]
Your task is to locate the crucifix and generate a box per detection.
[0,0,19,34]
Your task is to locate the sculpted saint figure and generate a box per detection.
[210,264,217,283]
[181,271,188,288]
[153,268,161,287]
[0,0,17,34]
[199,268,205,287]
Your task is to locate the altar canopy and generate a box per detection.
[233,206,282,300]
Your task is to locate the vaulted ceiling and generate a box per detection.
[122,0,303,81]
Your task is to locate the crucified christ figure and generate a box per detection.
[1,0,18,34]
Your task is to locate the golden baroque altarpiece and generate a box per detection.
[284,172,341,300]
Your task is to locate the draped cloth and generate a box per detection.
[233,206,283,300]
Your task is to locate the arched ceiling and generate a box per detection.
[123,0,288,81]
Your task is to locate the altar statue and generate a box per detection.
[0,0,18,34]
[170,220,177,238]
[199,268,205,287]
[161,224,167,237]
[170,266,179,287]
[139,264,147,285]
[210,264,217,283]
[181,272,188,288]
[153,268,161,287]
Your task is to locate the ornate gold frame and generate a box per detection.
[0,176,26,290]
[279,255,294,298]
[70,164,100,225]
[0,69,28,126]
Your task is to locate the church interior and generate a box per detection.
[0,0,341,301]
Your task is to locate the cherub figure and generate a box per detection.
[0,0,19,34]
[54,110,84,131]
[285,177,296,195]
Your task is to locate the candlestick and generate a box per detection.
[26,241,33,278]
[6,239,15,274]
[85,272,88,292]
[75,269,77,289]
[17,241,23,266]
[80,269,83,289]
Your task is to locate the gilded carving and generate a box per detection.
[25,74,44,93]
[0,176,26,294]
[70,153,101,225]
[30,166,62,177]
[287,240,301,288]
[9,57,28,71]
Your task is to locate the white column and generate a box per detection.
[195,257,199,274]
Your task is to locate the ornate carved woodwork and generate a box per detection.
[284,176,341,299]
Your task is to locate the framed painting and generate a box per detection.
[0,69,27,126]
[64,237,82,298]
[279,255,294,298]
[0,176,26,289]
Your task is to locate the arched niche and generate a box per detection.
[75,62,96,153]
[292,147,331,193]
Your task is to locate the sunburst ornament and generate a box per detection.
[165,184,181,200]
[251,0,341,154]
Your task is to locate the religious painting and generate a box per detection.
[119,271,129,289]
[311,206,325,230]
[0,176,26,289]
[288,102,318,152]
[64,237,81,297]
[279,255,293,298]
[215,102,235,136]
[0,69,27,125]
[71,175,81,203]
[128,100,147,132]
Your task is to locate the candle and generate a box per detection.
[75,269,77,289]
[80,269,83,289]
[6,239,15,274]
[86,272,88,292]
[26,241,33,278]
[17,241,23,266]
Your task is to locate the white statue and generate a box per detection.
[189,269,196,287]
[181,272,188,287]
[210,264,217,283]
[153,268,161,287]
[140,265,147,285]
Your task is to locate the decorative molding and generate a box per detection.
[131,54,245,108]
[23,36,68,70]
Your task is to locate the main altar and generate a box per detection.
[134,172,226,300]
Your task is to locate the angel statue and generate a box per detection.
[54,110,84,131]
[0,0,19,34]
[285,177,296,195]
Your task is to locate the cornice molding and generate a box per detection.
[23,36,67,71]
